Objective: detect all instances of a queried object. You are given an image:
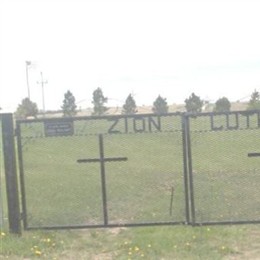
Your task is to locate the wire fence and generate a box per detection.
[0,119,4,228]
[3,111,260,230]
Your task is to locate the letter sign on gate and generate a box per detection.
[44,121,74,137]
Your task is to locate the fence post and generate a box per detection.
[185,114,196,225]
[1,113,21,234]
[182,114,190,224]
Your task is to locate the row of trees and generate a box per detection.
[15,88,260,119]
[15,87,169,118]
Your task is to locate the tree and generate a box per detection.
[122,94,137,114]
[61,90,77,117]
[92,87,108,116]
[15,98,38,119]
[214,97,231,112]
[185,93,204,113]
[152,95,168,114]
[247,89,260,110]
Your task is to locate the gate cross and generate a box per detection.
[248,153,260,157]
[77,134,127,226]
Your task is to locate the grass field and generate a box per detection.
[20,131,185,227]
[1,113,260,259]
[1,225,260,259]
[189,115,260,223]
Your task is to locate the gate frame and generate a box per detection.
[16,113,191,230]
[185,110,260,226]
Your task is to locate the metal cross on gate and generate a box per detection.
[248,153,260,157]
[77,134,128,226]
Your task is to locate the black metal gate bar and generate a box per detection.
[181,115,190,224]
[248,153,260,157]
[185,115,196,225]
[24,221,186,230]
[77,134,127,226]
[15,122,28,229]
[1,113,21,234]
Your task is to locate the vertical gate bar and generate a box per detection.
[1,113,21,234]
[16,122,28,229]
[99,134,108,226]
[182,114,190,224]
[186,115,196,225]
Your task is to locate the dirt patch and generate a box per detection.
[51,251,114,260]
[225,229,260,260]
[106,227,128,236]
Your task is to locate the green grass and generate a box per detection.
[20,132,185,227]
[1,225,260,259]
[189,117,260,223]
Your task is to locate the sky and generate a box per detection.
[1,0,260,112]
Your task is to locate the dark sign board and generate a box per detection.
[44,120,74,137]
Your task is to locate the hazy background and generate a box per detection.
[1,0,260,112]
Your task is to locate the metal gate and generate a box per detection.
[186,111,260,225]
[16,113,189,229]
[13,111,260,230]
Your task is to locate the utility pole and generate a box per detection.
[37,72,48,116]
[25,61,31,99]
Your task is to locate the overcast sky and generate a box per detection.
[1,0,260,112]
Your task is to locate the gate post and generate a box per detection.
[182,114,190,224]
[1,113,21,234]
[185,113,196,225]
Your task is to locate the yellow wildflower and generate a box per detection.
[35,250,42,256]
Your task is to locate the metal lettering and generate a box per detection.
[226,114,239,130]
[108,118,121,134]
[210,115,223,131]
[148,116,161,132]
[133,117,146,133]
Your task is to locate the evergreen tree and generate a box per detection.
[122,94,137,114]
[61,90,77,117]
[152,95,169,114]
[15,97,38,119]
[92,87,108,116]
[214,97,231,112]
[185,93,204,113]
[247,89,260,110]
